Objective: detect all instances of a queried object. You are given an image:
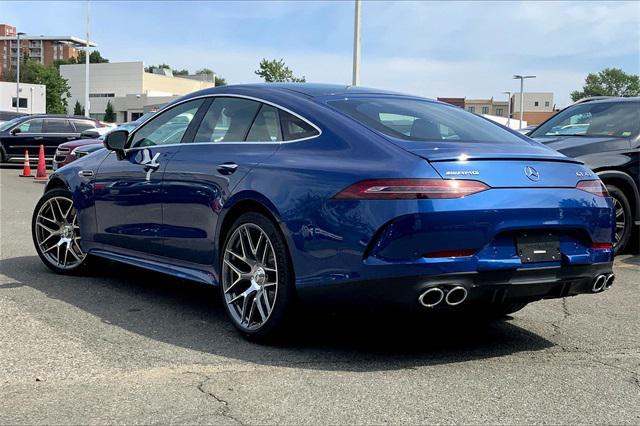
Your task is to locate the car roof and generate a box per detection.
[16,114,98,120]
[194,83,407,99]
[573,96,640,105]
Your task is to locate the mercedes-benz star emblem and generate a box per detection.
[524,166,540,181]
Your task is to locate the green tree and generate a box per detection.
[73,100,83,115]
[196,68,227,86]
[57,50,109,66]
[103,100,116,122]
[173,69,189,76]
[571,68,640,101]
[254,58,305,83]
[4,59,71,114]
[144,63,172,72]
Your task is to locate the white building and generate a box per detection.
[0,81,46,114]
[59,61,215,122]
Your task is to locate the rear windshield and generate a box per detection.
[530,101,640,138]
[327,97,525,144]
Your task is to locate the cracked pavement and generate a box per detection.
[1,168,639,424]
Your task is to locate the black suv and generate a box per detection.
[530,97,639,253]
[0,114,104,163]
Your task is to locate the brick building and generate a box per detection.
[0,23,95,80]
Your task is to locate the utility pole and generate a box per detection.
[502,91,511,128]
[513,74,535,129]
[85,0,91,118]
[16,32,25,113]
[352,0,361,86]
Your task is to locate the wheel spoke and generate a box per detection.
[36,221,57,234]
[255,292,267,321]
[38,213,58,226]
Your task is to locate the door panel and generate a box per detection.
[93,147,176,255]
[162,143,279,264]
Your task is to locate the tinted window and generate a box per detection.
[44,119,74,133]
[72,120,96,132]
[246,104,282,142]
[530,102,640,138]
[16,118,44,133]
[194,97,261,143]
[280,110,319,141]
[328,98,524,143]
[130,99,204,147]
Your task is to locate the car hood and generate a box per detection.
[58,138,103,150]
[533,135,623,151]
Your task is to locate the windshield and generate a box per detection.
[327,97,525,144]
[530,101,640,138]
[0,117,25,132]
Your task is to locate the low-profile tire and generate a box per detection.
[606,185,632,254]
[32,188,89,275]
[219,212,295,342]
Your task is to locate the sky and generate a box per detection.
[2,0,639,107]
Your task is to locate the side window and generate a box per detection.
[246,104,282,142]
[194,97,261,143]
[72,120,96,132]
[16,118,44,133]
[44,119,75,133]
[280,110,319,141]
[130,99,204,147]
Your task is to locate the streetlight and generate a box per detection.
[513,74,536,129]
[502,91,511,128]
[352,0,361,86]
[84,0,91,118]
[16,31,26,113]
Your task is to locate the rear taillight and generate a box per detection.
[592,242,613,250]
[576,180,609,196]
[334,179,489,199]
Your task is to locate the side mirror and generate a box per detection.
[80,129,99,138]
[10,127,21,135]
[104,129,129,160]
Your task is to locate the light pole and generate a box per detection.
[502,91,511,128]
[513,74,535,129]
[30,87,34,114]
[16,31,26,113]
[352,0,361,86]
[84,0,91,118]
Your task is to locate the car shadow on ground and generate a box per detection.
[0,255,555,372]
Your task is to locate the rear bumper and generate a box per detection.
[297,261,614,307]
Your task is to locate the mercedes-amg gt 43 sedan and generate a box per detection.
[32,84,615,340]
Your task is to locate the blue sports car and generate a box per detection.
[32,84,615,340]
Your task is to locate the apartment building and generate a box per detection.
[464,98,509,117]
[0,23,95,80]
[511,92,555,125]
[60,61,215,122]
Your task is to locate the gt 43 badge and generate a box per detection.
[576,171,592,178]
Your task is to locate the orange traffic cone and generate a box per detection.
[20,150,32,177]
[34,144,48,182]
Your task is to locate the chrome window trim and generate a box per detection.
[125,93,322,152]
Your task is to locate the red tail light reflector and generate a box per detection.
[576,180,609,197]
[592,242,613,250]
[334,179,489,200]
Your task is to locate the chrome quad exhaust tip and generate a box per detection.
[591,274,606,292]
[445,286,468,306]
[604,273,615,290]
[418,287,445,308]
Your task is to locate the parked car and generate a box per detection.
[529,97,639,253]
[53,122,140,170]
[32,84,615,341]
[0,115,104,163]
[516,124,537,135]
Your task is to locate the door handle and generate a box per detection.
[217,162,238,175]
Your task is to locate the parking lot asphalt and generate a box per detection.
[0,167,639,425]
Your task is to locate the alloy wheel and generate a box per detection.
[34,196,85,270]
[222,223,278,331]
[613,196,626,248]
